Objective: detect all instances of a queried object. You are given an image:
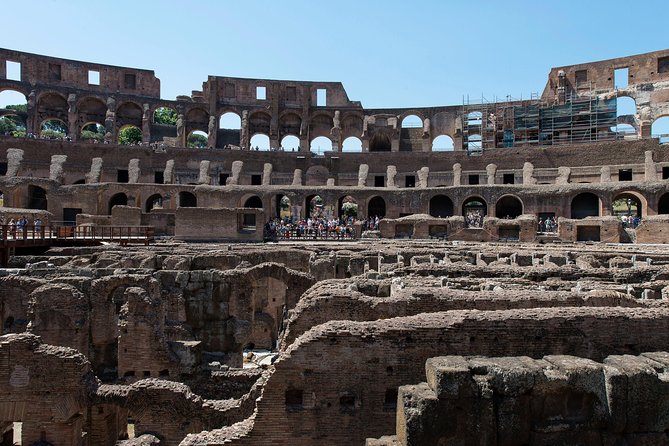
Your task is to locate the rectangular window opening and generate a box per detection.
[117,169,129,183]
[316,89,327,106]
[6,61,21,81]
[124,73,136,90]
[503,173,515,184]
[618,169,633,181]
[614,67,629,89]
[374,175,384,187]
[658,56,669,74]
[468,174,480,185]
[154,171,164,184]
[88,70,100,85]
[256,86,266,100]
[219,173,229,185]
[663,166,669,180]
[405,175,415,188]
[575,69,588,85]
[0,162,7,176]
[286,86,297,101]
[251,174,262,185]
[48,63,61,81]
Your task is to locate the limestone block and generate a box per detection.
[418,167,429,188]
[600,165,611,183]
[228,160,243,185]
[486,164,497,185]
[128,159,140,184]
[358,164,369,187]
[198,160,211,185]
[5,148,23,177]
[387,165,397,188]
[452,163,462,187]
[164,160,175,184]
[556,166,571,185]
[292,169,303,186]
[48,155,67,183]
[326,178,335,186]
[645,151,658,182]
[262,163,273,186]
[522,162,536,185]
[86,157,103,183]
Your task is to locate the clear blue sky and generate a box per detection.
[3,0,669,109]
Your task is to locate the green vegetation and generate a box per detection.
[81,123,105,142]
[0,103,27,137]
[187,132,207,148]
[40,119,68,138]
[154,107,177,125]
[341,201,358,219]
[118,126,142,145]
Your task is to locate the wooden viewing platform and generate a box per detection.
[0,225,154,267]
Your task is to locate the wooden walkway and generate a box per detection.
[0,225,154,267]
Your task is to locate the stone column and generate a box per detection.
[358,164,369,187]
[486,164,497,185]
[198,160,211,185]
[452,163,462,186]
[418,167,429,188]
[164,160,175,184]
[49,155,67,184]
[67,93,78,141]
[142,104,152,144]
[5,148,24,177]
[645,150,658,182]
[128,159,140,184]
[386,166,397,188]
[262,163,273,186]
[86,157,103,183]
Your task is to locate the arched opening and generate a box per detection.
[145,194,163,212]
[80,122,105,142]
[338,195,358,220]
[108,193,128,214]
[616,96,636,117]
[153,107,177,125]
[187,130,208,148]
[462,197,486,228]
[179,191,197,208]
[367,196,386,219]
[658,193,669,214]
[281,135,300,152]
[28,185,47,210]
[40,118,68,139]
[369,133,391,152]
[652,116,669,144]
[342,136,362,152]
[495,195,523,219]
[276,194,291,220]
[310,136,332,155]
[429,195,454,217]
[401,114,422,128]
[612,193,642,225]
[0,89,27,138]
[117,125,142,145]
[467,134,482,152]
[244,195,263,208]
[250,133,270,151]
[571,192,600,219]
[219,112,241,147]
[432,135,454,152]
[306,195,324,218]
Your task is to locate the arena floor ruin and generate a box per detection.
[2,46,669,445]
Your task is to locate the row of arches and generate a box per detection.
[107,192,198,215]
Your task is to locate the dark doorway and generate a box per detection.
[367,196,386,218]
[571,193,600,219]
[429,195,454,218]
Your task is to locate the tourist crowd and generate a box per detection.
[537,216,558,233]
[465,210,484,228]
[0,215,45,239]
[264,217,358,240]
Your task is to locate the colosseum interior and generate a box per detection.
[1,47,669,445]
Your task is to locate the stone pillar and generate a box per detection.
[67,93,78,141]
[645,150,658,182]
[207,115,217,148]
[5,148,24,177]
[229,160,243,185]
[142,103,152,143]
[240,110,250,150]
[262,163,273,186]
[358,164,369,187]
[452,163,462,186]
[163,160,175,184]
[198,160,211,185]
[128,159,140,184]
[104,97,117,143]
[26,89,36,135]
[522,162,536,185]
[556,167,571,185]
[485,163,497,185]
[600,166,611,183]
[49,155,67,184]
[331,110,341,152]
[292,169,303,186]
[417,167,429,188]
[176,113,186,147]
[86,157,103,183]
[386,165,397,188]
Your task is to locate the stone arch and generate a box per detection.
[219,111,241,148]
[0,88,27,107]
[178,191,197,208]
[243,195,263,208]
[275,194,292,219]
[429,195,454,217]
[80,121,105,141]
[341,113,363,138]
[462,196,487,218]
[432,134,455,151]
[305,165,329,186]
[116,101,143,129]
[310,136,332,154]
[305,194,325,218]
[153,106,178,125]
[0,90,27,136]
[279,112,301,136]
[612,191,646,218]
[398,110,427,125]
[369,132,391,152]
[187,130,208,148]
[401,114,423,128]
[249,110,271,136]
[27,185,47,210]
[108,192,128,214]
[145,194,163,212]
[342,136,363,152]
[185,107,209,133]
[571,192,601,219]
[338,195,358,220]
[77,96,106,123]
[117,124,142,145]
[37,91,68,123]
[309,113,334,139]
[495,195,523,218]
[40,118,68,138]
[652,116,669,143]
[250,133,270,151]
[281,135,300,151]
[367,196,386,218]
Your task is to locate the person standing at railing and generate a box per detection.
[8,218,16,239]
[34,218,43,238]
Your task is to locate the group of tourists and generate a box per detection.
[465,210,484,228]
[361,216,381,231]
[537,216,558,233]
[0,215,44,239]
[620,214,641,228]
[264,216,357,241]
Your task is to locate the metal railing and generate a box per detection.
[0,224,154,244]
[274,228,356,241]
